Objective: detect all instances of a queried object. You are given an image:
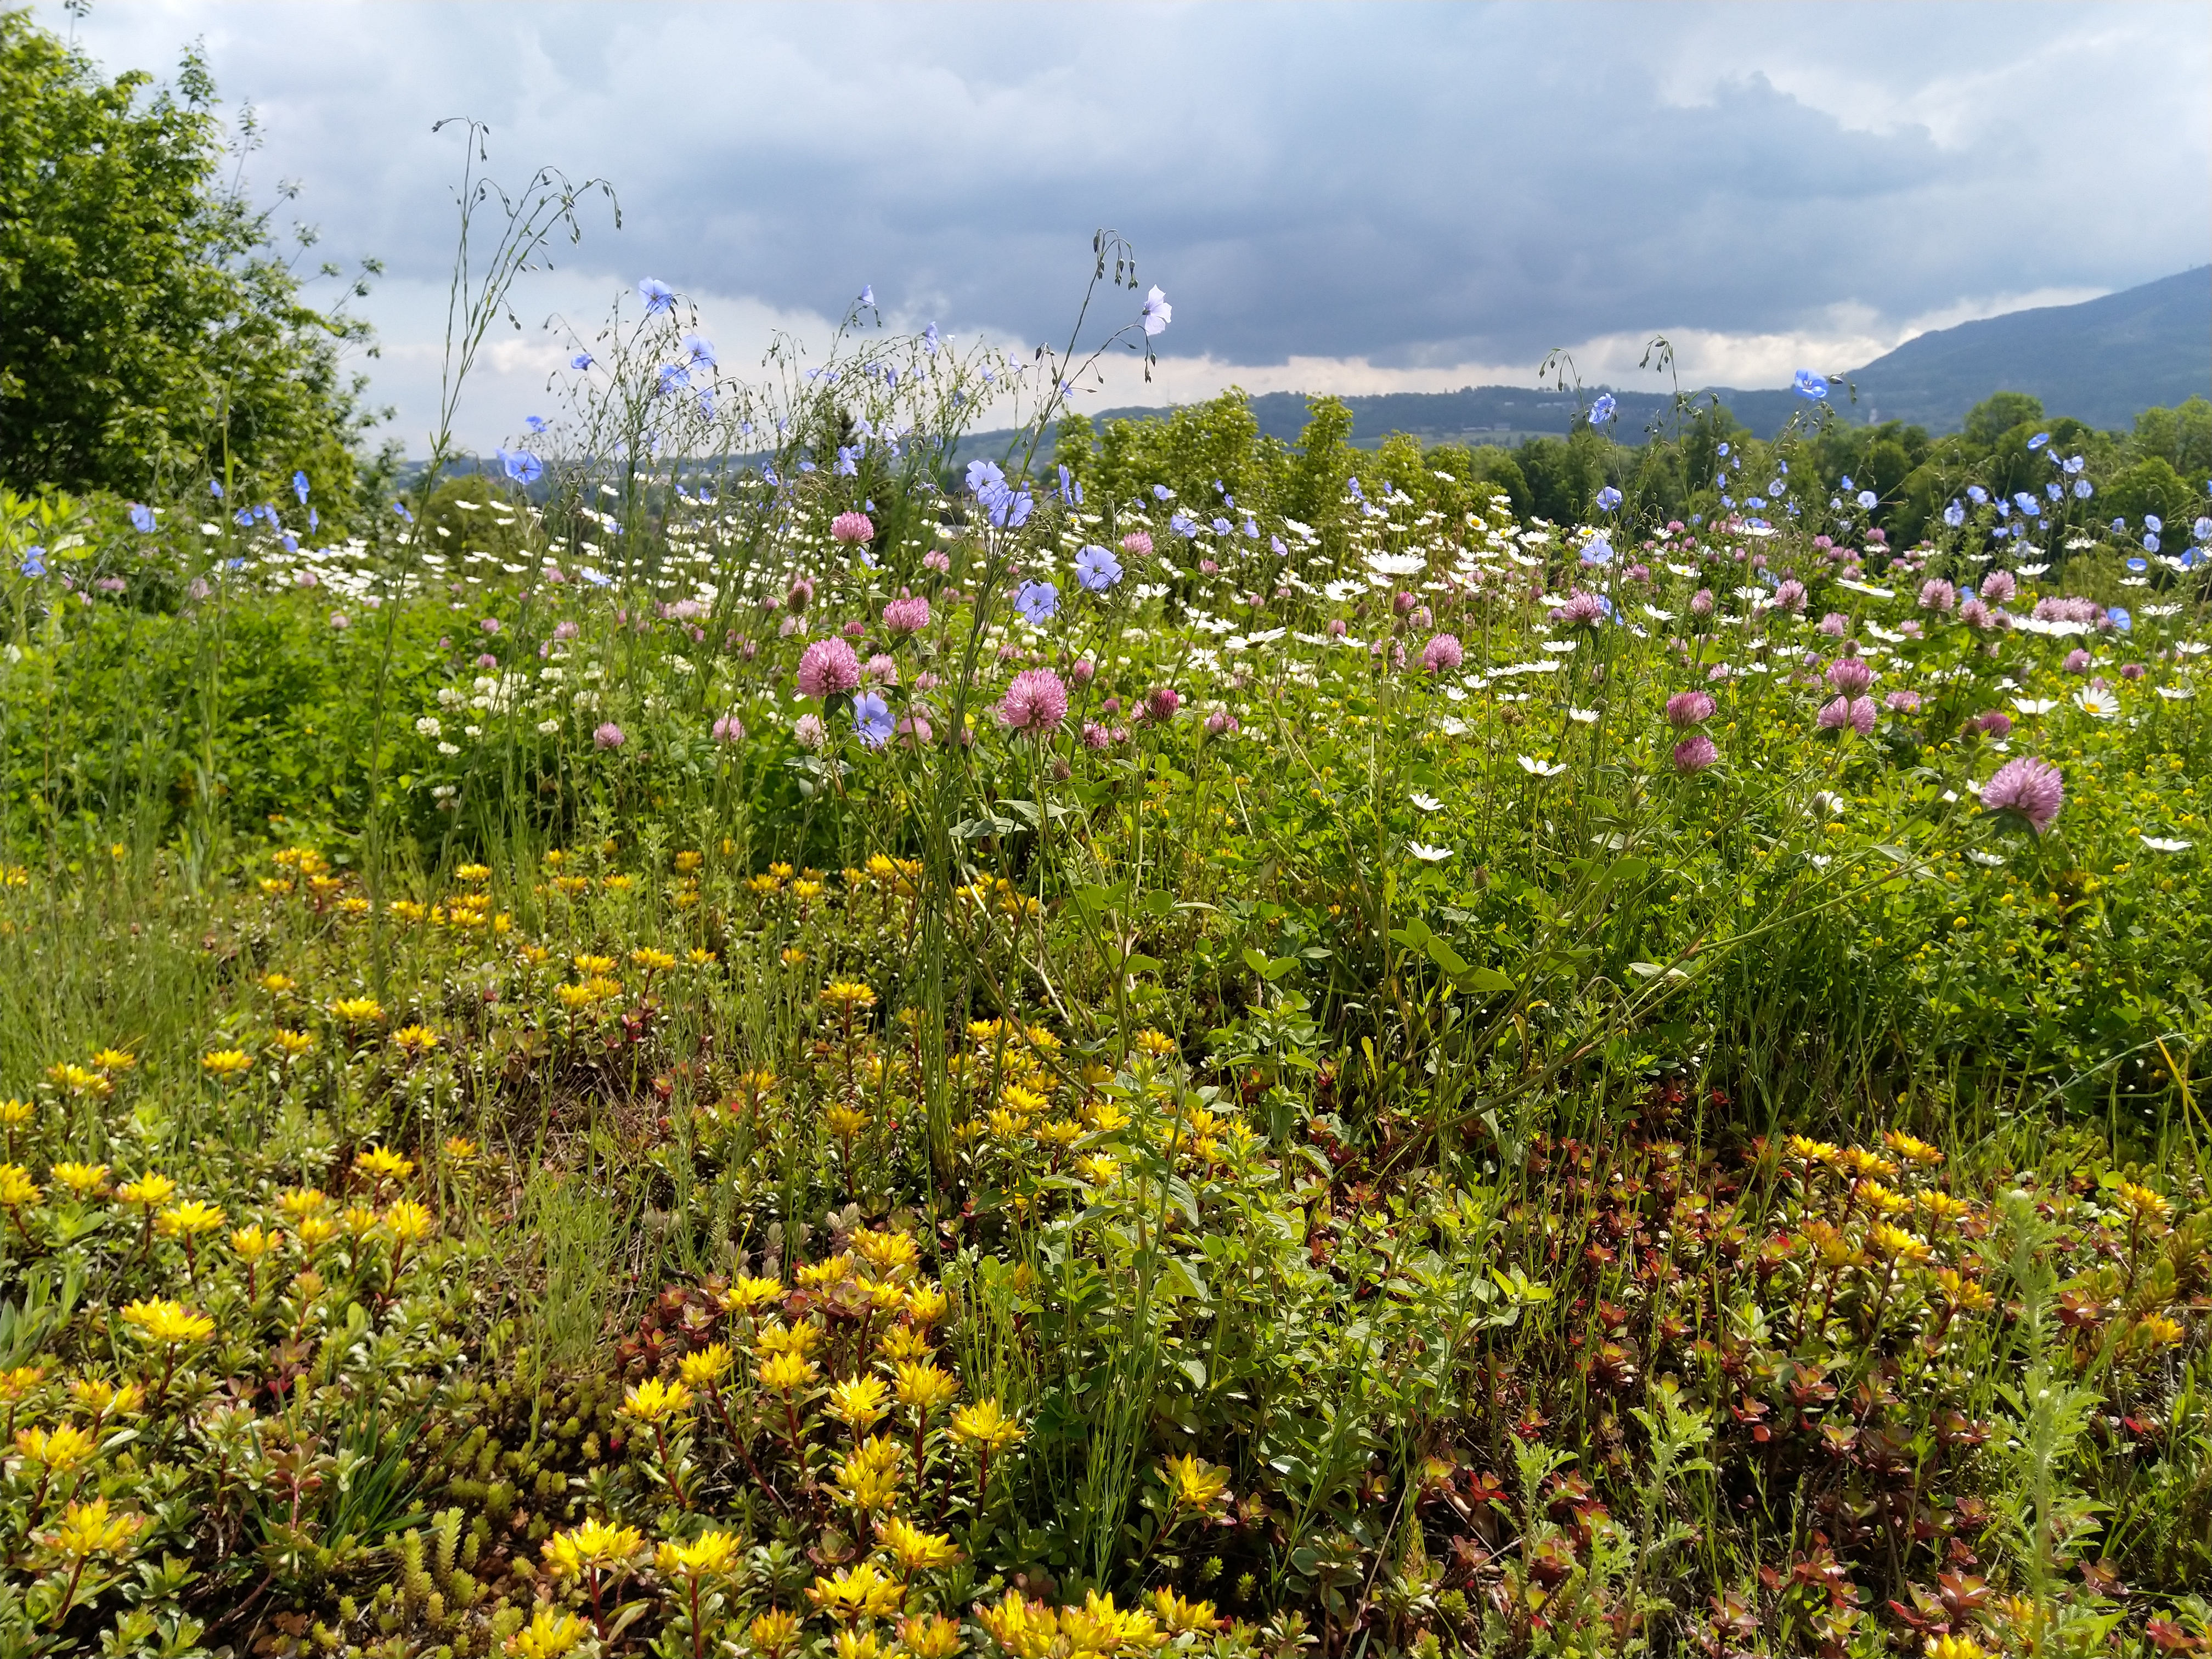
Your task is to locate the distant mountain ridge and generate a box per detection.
[1034,267,2210,452]
[1845,267,2208,432]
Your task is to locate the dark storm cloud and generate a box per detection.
[49,2,2212,372]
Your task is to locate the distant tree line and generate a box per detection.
[1053,387,2211,554]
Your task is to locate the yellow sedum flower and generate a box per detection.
[120,1299,215,1346]
[619,1376,693,1424]
[0,1164,42,1208]
[391,1024,441,1057]
[69,1378,144,1418]
[2115,1180,2171,1222]
[899,1613,966,1659]
[507,1607,590,1659]
[200,1049,252,1079]
[1149,1589,1218,1635]
[14,1422,98,1468]
[677,1342,734,1389]
[353,1146,415,1183]
[878,1516,961,1572]
[754,1319,822,1357]
[1866,1220,1931,1267]
[296,1214,340,1251]
[722,1273,784,1314]
[878,1324,933,1362]
[540,1516,644,1577]
[1881,1130,1944,1167]
[154,1200,227,1239]
[1057,1590,1160,1655]
[654,1527,741,1579]
[1162,1452,1229,1513]
[382,1200,435,1246]
[329,996,385,1024]
[977,1592,1058,1659]
[827,1374,890,1432]
[834,1435,904,1513]
[894,1359,959,1413]
[807,1559,906,1621]
[2135,1313,2186,1350]
[950,1398,1023,1453]
[746,1610,803,1657]
[757,1354,819,1401]
[904,1284,949,1328]
[274,1186,329,1219]
[115,1172,176,1209]
[40,1496,143,1560]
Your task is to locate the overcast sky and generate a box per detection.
[40,1,2212,456]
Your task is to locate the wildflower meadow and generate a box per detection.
[2,142,2211,1659]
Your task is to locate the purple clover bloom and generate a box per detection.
[1982,757,2063,833]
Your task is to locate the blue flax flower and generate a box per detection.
[853,692,893,748]
[1075,544,1122,591]
[1015,580,1059,623]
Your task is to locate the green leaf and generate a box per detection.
[1424,932,1472,980]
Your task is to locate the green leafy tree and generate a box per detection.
[1463,445,1532,518]
[2101,456,2196,530]
[1961,391,2045,449]
[1284,395,1354,534]
[1514,429,1612,524]
[0,10,381,505]
[2130,397,2212,486]
[1090,391,1289,515]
